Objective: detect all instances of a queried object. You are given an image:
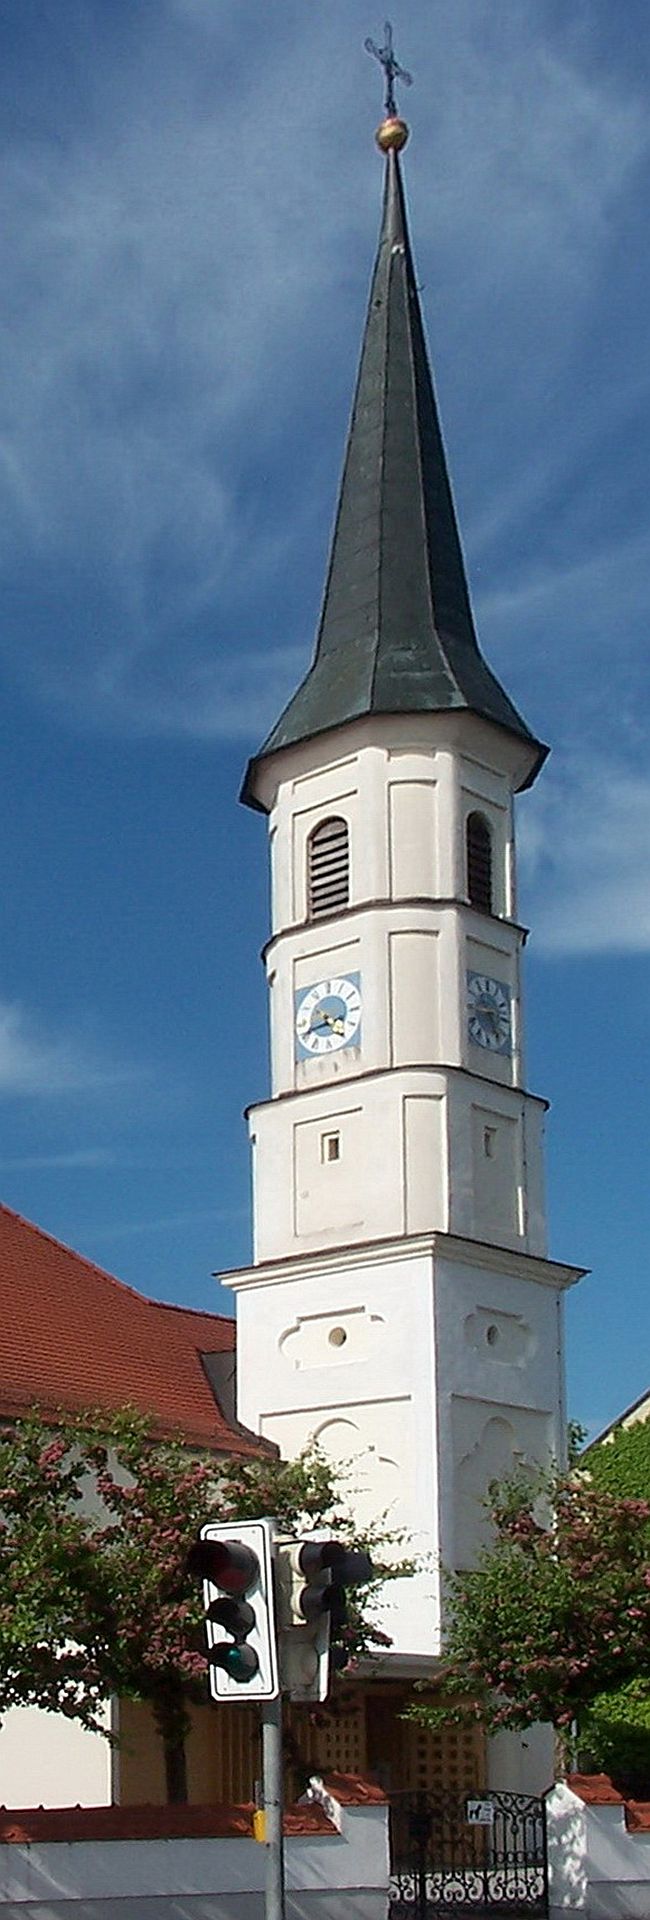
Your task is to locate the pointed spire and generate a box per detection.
[243,133,546,808]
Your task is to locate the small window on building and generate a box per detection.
[466,812,493,913]
[321,1131,341,1164]
[308,816,350,920]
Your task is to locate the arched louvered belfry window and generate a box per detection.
[466,811,493,914]
[308,816,350,920]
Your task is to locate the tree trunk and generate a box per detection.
[154,1692,190,1804]
[163,1729,188,1804]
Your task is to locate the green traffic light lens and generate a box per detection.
[211,1642,260,1683]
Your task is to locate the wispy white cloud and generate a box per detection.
[89,1206,246,1241]
[0,1148,114,1171]
[0,998,141,1099]
[520,758,650,954]
[0,0,647,742]
[480,526,650,640]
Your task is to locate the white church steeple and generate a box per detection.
[224,105,582,1689]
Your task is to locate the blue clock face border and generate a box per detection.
[295,973,362,1060]
[466,970,512,1055]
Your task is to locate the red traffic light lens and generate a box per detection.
[188,1539,259,1595]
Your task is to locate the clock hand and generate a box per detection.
[309,1010,346,1036]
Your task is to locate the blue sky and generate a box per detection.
[1,0,649,1438]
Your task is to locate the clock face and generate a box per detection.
[467,972,512,1054]
[295,974,362,1058]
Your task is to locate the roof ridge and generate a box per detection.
[0,1203,232,1330]
[152,1297,234,1330]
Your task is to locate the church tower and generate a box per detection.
[224,100,582,1753]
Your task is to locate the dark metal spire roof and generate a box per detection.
[242,146,546,807]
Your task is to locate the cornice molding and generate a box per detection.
[220,1229,586,1294]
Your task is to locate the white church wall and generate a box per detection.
[403,1094,447,1236]
[230,1245,442,1659]
[237,692,578,1697]
[229,1229,575,1661]
[249,1067,453,1261]
[457,751,513,920]
[387,773,439,898]
[0,1701,113,1808]
[433,1247,566,1577]
[388,928,441,1062]
[250,1063,547,1265]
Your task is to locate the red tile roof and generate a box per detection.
[0,1203,259,1453]
[568,1774,650,1832]
[0,1802,336,1841]
[320,1772,387,1805]
[568,1772,624,1804]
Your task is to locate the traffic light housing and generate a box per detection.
[275,1536,373,1701]
[188,1517,279,1703]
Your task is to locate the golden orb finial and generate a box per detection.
[375,115,410,154]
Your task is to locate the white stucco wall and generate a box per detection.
[487,1725,555,1795]
[232,698,581,1803]
[0,1701,113,1809]
[0,1792,390,1920]
[227,1231,577,1664]
[230,1240,441,1659]
[546,1782,650,1919]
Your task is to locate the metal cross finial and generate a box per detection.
[364,21,412,118]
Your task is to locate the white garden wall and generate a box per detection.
[547,1779,650,1919]
[0,1776,390,1920]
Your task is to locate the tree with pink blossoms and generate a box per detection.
[409,1465,650,1780]
[0,1410,403,1802]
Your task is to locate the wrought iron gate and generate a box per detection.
[389,1788,548,1915]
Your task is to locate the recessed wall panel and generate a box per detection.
[390,930,440,1065]
[404,1094,446,1235]
[294,1107,364,1239]
[471,1105,519,1240]
[389,780,438,899]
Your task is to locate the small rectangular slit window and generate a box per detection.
[321,1132,341,1164]
[483,1127,497,1159]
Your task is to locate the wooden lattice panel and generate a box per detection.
[285,1695,367,1798]
[403,1716,485,1795]
[205,1702,259,1804]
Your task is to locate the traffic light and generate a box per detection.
[187,1517,279,1703]
[275,1536,373,1702]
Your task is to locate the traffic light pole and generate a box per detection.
[262,1694,286,1920]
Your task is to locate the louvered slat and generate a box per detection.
[308,816,350,919]
[466,812,493,913]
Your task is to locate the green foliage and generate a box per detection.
[577,1420,650,1789]
[586,1420,650,1502]
[580,1679,650,1795]
[408,1465,650,1745]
